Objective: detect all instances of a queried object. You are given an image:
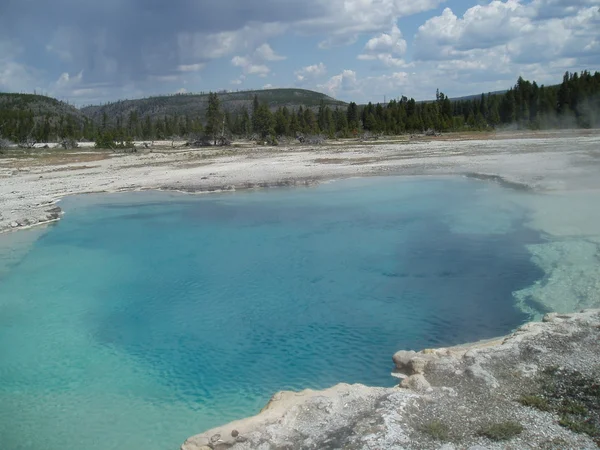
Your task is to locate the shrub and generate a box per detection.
[60,138,79,150]
[558,416,599,436]
[519,395,551,411]
[479,421,523,441]
[420,420,450,441]
[0,137,15,149]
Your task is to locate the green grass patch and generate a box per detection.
[420,420,451,441]
[559,399,588,416]
[519,366,600,442]
[519,395,551,411]
[479,421,524,441]
[558,416,599,436]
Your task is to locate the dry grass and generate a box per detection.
[313,157,379,165]
[479,421,524,441]
[0,151,111,169]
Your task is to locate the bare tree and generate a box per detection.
[0,137,14,150]
[18,135,37,149]
[60,138,79,149]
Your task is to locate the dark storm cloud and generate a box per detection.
[0,0,323,83]
[1,0,320,35]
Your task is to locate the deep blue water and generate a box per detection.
[0,176,544,450]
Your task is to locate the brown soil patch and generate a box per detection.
[0,152,111,169]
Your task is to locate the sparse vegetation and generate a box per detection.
[0,136,14,149]
[94,132,135,151]
[519,394,551,411]
[420,420,451,441]
[479,421,524,441]
[559,399,589,416]
[60,138,79,150]
[519,366,600,444]
[559,416,599,437]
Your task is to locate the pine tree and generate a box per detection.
[274,107,289,136]
[252,94,260,135]
[253,103,274,139]
[346,102,359,133]
[205,92,223,145]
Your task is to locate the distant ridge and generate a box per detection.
[81,88,347,125]
[449,90,508,102]
[0,92,86,124]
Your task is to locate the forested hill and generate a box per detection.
[0,93,88,144]
[1,71,599,146]
[81,88,347,127]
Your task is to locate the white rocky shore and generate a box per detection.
[182,310,600,449]
[1,130,599,236]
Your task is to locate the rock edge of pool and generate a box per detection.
[182,309,600,450]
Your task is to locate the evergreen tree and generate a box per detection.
[252,94,260,135]
[346,102,360,133]
[334,107,349,136]
[253,103,274,139]
[205,92,223,145]
[274,107,289,136]
[303,108,318,134]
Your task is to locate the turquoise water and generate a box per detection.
[0,177,544,450]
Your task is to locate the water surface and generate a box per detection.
[0,176,544,450]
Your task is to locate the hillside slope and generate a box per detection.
[81,88,347,125]
[0,93,83,117]
[0,93,87,143]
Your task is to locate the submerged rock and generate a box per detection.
[182,310,600,450]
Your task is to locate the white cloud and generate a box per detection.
[230,76,245,85]
[231,42,286,77]
[231,56,270,77]
[318,35,359,49]
[397,0,600,100]
[177,22,287,63]
[0,40,41,93]
[366,71,410,94]
[294,0,446,48]
[316,68,412,101]
[177,63,205,72]
[148,74,180,82]
[295,63,327,82]
[0,61,37,93]
[358,25,409,68]
[55,70,83,88]
[358,53,410,68]
[414,0,600,63]
[0,0,449,104]
[3,0,598,105]
[254,43,286,61]
[318,69,360,96]
[363,25,407,55]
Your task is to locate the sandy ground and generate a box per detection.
[1,130,599,235]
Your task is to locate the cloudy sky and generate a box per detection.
[0,0,598,105]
